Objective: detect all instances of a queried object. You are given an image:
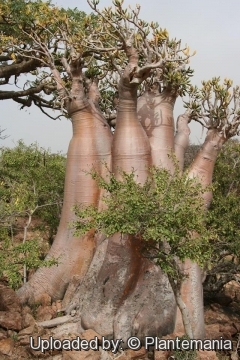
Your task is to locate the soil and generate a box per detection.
[0,280,239,360]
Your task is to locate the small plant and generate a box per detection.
[10,332,18,342]
[170,335,197,359]
[57,311,64,317]
[0,236,58,289]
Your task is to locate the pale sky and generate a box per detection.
[1,0,240,153]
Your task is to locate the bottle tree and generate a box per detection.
[1,0,240,341]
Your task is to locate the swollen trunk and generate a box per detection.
[17,102,112,303]
[174,113,191,173]
[175,129,226,338]
[78,79,153,337]
[137,88,176,173]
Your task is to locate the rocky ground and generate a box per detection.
[0,280,239,360]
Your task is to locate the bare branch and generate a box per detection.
[0,55,12,61]
[0,58,41,79]
[35,104,64,120]
[186,79,240,138]
[61,58,72,78]
[0,83,55,100]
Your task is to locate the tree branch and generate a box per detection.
[0,58,41,79]
[0,83,55,100]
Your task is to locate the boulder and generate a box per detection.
[197,349,218,359]
[0,338,14,357]
[0,328,7,340]
[0,284,21,312]
[62,349,101,360]
[36,305,56,321]
[0,311,22,331]
[80,329,102,343]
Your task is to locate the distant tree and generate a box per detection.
[0,141,65,288]
[204,140,240,295]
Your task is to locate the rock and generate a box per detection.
[22,312,36,328]
[62,349,101,360]
[27,335,56,358]
[0,284,21,312]
[34,324,47,337]
[98,349,115,360]
[0,328,7,340]
[56,300,62,311]
[125,347,147,359]
[0,338,14,356]
[80,329,102,343]
[22,305,33,316]
[204,306,230,325]
[14,346,30,359]
[230,353,239,360]
[46,355,63,360]
[112,353,128,360]
[36,305,56,321]
[51,323,80,338]
[197,349,218,359]
[0,311,22,331]
[62,276,82,309]
[213,293,232,306]
[224,280,240,302]
[41,293,52,307]
[205,324,222,340]
[23,325,46,349]
[19,335,33,346]
[162,332,185,340]
[7,330,17,338]
[219,324,237,337]
[154,350,170,360]
[28,349,50,358]
[52,302,57,312]
[18,324,36,336]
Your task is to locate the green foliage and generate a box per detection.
[172,335,197,359]
[0,141,65,288]
[0,0,197,115]
[0,140,65,232]
[162,63,194,96]
[0,239,57,289]
[10,332,18,342]
[171,335,198,360]
[183,78,240,138]
[207,140,240,265]
[73,166,213,279]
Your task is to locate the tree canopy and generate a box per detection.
[0,0,195,121]
[1,0,240,131]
